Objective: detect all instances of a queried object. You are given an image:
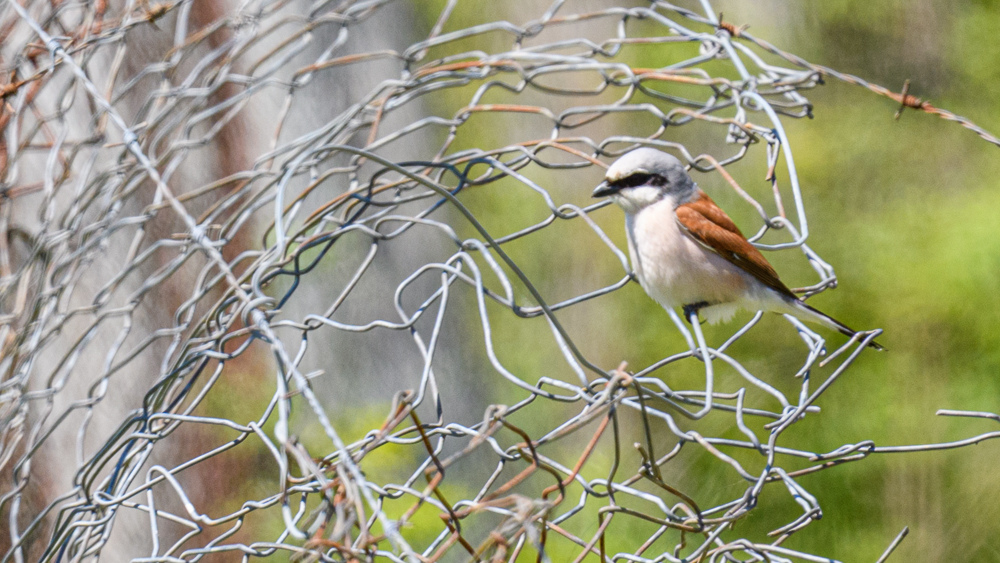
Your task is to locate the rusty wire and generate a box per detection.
[1,1,998,562]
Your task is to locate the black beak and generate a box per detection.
[592,181,616,198]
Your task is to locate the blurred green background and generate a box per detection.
[398,1,1000,560]
[215,1,1000,560]
[667,2,1000,559]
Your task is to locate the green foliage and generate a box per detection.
[210,2,1000,559]
[418,2,1000,560]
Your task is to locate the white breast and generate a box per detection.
[624,198,760,323]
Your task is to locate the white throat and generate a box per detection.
[609,186,666,215]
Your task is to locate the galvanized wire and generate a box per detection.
[1,1,998,562]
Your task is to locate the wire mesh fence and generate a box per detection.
[1,0,998,562]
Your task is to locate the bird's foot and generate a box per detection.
[682,302,710,325]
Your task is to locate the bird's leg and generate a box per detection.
[682,301,709,325]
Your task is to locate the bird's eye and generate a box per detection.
[608,173,669,190]
[610,173,652,189]
[622,173,652,187]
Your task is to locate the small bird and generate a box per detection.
[593,147,883,350]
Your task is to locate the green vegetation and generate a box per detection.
[217,2,1000,560]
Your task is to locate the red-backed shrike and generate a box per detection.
[593,147,883,350]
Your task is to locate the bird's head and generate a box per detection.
[593,148,696,214]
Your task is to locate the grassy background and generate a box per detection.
[212,1,1000,560]
[407,1,1000,559]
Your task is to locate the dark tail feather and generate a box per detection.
[798,302,886,351]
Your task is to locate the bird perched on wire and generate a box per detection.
[593,147,883,350]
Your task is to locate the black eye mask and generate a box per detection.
[608,172,668,190]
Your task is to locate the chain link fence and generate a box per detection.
[2,0,998,561]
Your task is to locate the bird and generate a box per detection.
[592,147,883,351]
